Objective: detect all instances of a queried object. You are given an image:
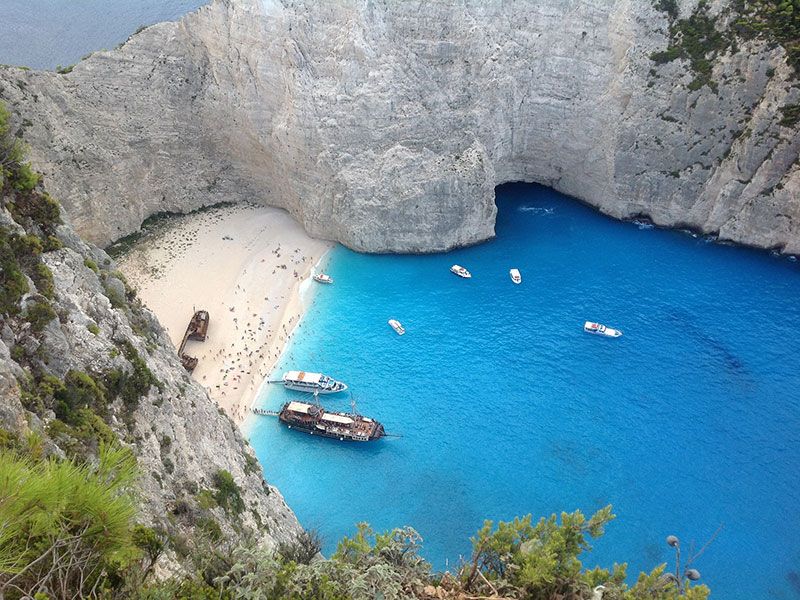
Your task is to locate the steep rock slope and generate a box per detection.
[0,173,302,562]
[0,0,798,253]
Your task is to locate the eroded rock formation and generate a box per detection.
[0,0,798,253]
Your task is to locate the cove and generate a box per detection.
[247,183,800,600]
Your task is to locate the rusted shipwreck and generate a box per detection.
[178,310,209,372]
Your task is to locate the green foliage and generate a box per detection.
[780,102,800,126]
[83,257,99,273]
[87,322,100,335]
[654,0,800,87]
[25,300,56,332]
[32,263,54,299]
[461,506,620,597]
[243,451,260,476]
[733,0,800,74]
[196,489,219,510]
[650,2,730,90]
[125,507,713,600]
[7,192,61,233]
[104,340,159,408]
[54,369,107,423]
[0,428,44,460]
[0,101,39,192]
[655,0,679,19]
[196,516,223,542]
[277,529,323,565]
[626,564,711,599]
[131,525,166,576]
[0,228,30,315]
[0,445,138,598]
[650,46,681,64]
[55,64,74,74]
[212,470,245,516]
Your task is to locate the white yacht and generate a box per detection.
[450,264,472,278]
[509,268,522,284]
[282,371,348,394]
[313,273,333,284]
[388,319,405,335]
[583,321,623,338]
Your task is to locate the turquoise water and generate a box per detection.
[248,183,800,599]
[0,1,207,70]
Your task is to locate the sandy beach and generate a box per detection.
[116,203,332,424]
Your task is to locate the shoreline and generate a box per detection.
[116,202,332,425]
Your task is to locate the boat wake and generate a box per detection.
[517,206,554,215]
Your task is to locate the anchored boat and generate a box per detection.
[388,319,405,335]
[584,321,623,338]
[278,400,385,442]
[450,264,471,278]
[282,370,348,394]
[313,273,333,284]
[509,268,522,284]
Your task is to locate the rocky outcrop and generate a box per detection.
[0,187,302,559]
[0,0,798,253]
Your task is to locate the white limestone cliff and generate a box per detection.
[0,0,797,253]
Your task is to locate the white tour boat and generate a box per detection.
[509,268,522,284]
[313,273,334,284]
[583,321,623,338]
[282,371,348,394]
[450,264,472,278]
[388,319,405,335]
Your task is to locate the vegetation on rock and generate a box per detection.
[652,0,800,95]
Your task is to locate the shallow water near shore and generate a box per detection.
[252,182,800,599]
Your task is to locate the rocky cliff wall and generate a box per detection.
[0,0,798,253]
[0,181,302,562]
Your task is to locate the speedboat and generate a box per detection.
[388,319,405,335]
[313,273,333,284]
[509,268,522,284]
[583,321,623,338]
[282,371,348,394]
[450,264,471,278]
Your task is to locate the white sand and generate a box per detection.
[116,203,332,424]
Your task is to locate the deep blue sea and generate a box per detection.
[248,183,800,600]
[0,1,207,70]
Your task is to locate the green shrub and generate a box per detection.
[212,470,244,515]
[0,228,30,315]
[0,445,138,598]
[243,452,260,476]
[104,340,159,409]
[25,300,56,332]
[84,258,99,273]
[196,489,218,510]
[8,191,61,232]
[780,103,800,127]
[87,322,100,335]
[32,263,54,298]
[196,516,223,542]
[54,370,106,423]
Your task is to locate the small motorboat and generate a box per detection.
[584,321,623,338]
[509,268,522,284]
[313,273,333,284]
[450,264,471,278]
[282,371,348,394]
[388,319,405,335]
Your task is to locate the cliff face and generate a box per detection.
[0,0,798,253]
[0,184,301,558]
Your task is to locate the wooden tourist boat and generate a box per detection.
[278,400,385,442]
